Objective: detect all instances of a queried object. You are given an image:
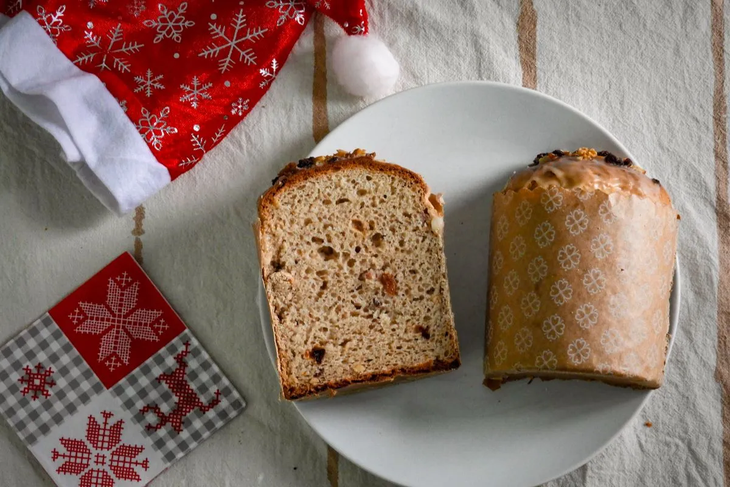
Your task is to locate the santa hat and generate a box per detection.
[0,0,399,215]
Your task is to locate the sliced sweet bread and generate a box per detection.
[256,150,460,400]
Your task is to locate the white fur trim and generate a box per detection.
[0,12,170,215]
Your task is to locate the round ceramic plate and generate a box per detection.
[257,81,680,487]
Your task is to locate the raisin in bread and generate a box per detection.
[256,150,460,400]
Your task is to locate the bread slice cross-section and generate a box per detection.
[256,150,460,400]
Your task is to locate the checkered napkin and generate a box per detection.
[0,253,245,486]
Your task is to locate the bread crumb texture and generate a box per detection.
[258,154,460,399]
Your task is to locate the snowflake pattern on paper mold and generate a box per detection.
[557,244,581,270]
[487,186,676,380]
[541,315,565,341]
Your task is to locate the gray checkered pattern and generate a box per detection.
[111,329,245,465]
[0,314,104,446]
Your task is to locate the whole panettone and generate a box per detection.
[484,148,679,390]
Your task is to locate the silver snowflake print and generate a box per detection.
[115,98,128,112]
[230,98,249,116]
[180,76,212,109]
[36,5,71,44]
[179,125,225,167]
[135,106,177,151]
[6,0,23,14]
[88,0,108,8]
[259,58,278,89]
[199,8,268,73]
[134,69,165,98]
[351,21,366,35]
[266,0,306,26]
[129,0,146,17]
[74,24,144,73]
[314,0,330,9]
[143,1,194,44]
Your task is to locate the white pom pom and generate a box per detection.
[332,35,399,98]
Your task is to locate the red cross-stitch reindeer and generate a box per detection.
[140,341,221,433]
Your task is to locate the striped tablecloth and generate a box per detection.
[0,1,725,486]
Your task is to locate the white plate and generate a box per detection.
[257,81,680,487]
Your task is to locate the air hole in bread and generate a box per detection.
[312,236,324,244]
[309,347,325,364]
[336,198,350,205]
[318,246,338,261]
[415,325,431,339]
[371,233,384,247]
[352,219,365,232]
[357,189,368,196]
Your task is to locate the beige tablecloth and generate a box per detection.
[0,1,726,486]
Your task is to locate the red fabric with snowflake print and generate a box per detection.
[2,0,367,179]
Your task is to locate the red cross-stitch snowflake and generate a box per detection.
[52,411,149,487]
[18,362,55,400]
[70,275,165,371]
[49,252,186,388]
